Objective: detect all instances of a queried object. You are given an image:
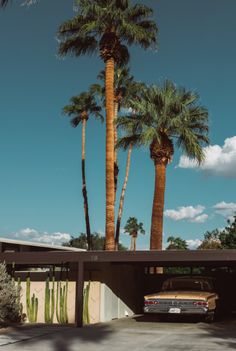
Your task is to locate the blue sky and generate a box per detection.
[0,0,235,249]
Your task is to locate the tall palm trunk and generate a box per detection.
[114,101,119,195]
[150,162,166,250]
[81,118,92,250]
[115,143,132,250]
[105,57,115,250]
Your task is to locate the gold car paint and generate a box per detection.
[144,291,219,311]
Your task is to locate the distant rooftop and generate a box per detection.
[0,237,85,252]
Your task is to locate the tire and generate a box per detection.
[159,315,168,322]
[204,312,215,323]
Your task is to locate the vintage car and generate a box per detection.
[144,276,219,322]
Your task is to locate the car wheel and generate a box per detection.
[204,312,215,323]
[159,315,168,322]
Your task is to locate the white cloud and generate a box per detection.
[213,201,236,219]
[164,205,208,223]
[191,214,209,223]
[178,136,236,178]
[186,239,202,250]
[12,228,71,246]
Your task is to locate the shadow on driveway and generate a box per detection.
[199,315,236,350]
[1,315,236,351]
[0,323,115,351]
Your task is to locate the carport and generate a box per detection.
[1,249,236,327]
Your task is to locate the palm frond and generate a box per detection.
[57,0,158,62]
[58,36,98,57]
[114,0,129,11]
[116,44,130,67]
[116,80,209,161]
[176,129,205,163]
[126,4,153,22]
[0,0,9,7]
[71,116,83,128]
[116,133,142,150]
[62,90,103,126]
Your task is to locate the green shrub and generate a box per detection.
[0,262,21,325]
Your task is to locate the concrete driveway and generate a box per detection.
[1,315,236,351]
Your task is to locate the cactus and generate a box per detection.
[17,277,23,317]
[44,274,55,324]
[56,266,69,324]
[83,281,90,325]
[11,262,15,281]
[56,279,68,324]
[56,280,69,324]
[63,279,68,323]
[26,276,38,323]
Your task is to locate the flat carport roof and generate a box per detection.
[1,250,236,327]
[1,249,236,266]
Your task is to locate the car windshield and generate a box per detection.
[162,279,212,292]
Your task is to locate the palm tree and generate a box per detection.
[57,0,158,250]
[117,80,209,250]
[115,143,132,250]
[63,91,103,250]
[91,69,145,250]
[124,217,145,251]
[91,67,135,194]
[115,81,145,250]
[166,236,188,250]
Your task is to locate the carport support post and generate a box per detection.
[75,261,84,327]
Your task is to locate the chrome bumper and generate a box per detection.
[143,305,209,314]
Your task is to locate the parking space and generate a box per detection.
[1,315,236,351]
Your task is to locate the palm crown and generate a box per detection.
[91,67,136,107]
[62,91,103,127]
[57,0,157,63]
[117,80,209,163]
[124,217,145,236]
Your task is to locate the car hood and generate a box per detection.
[144,291,216,300]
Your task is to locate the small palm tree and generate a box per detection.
[63,91,103,250]
[117,80,209,250]
[166,236,188,250]
[124,217,145,251]
[57,0,158,250]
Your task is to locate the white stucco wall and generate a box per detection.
[100,283,134,322]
